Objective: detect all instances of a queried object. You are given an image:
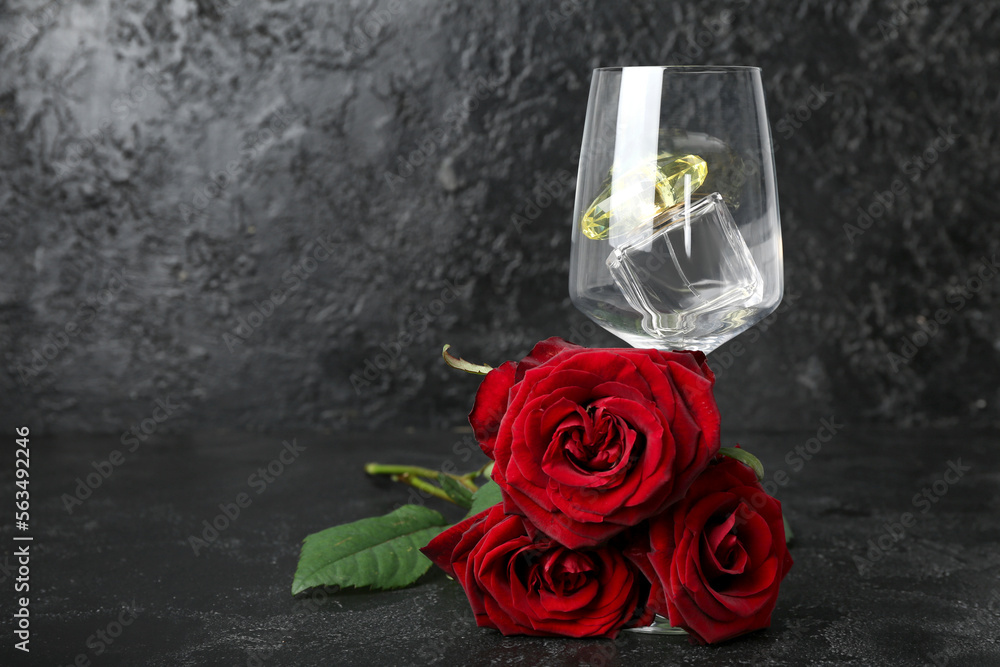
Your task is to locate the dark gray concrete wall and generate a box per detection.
[1,0,998,435]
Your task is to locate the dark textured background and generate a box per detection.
[12,429,1000,665]
[1,0,998,436]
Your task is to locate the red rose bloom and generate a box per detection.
[421,505,653,639]
[625,455,794,644]
[469,337,720,549]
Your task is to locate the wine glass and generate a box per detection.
[569,66,783,353]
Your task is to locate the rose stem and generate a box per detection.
[389,473,454,504]
[365,463,480,494]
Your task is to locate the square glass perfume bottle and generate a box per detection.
[605,192,764,341]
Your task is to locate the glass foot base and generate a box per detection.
[625,614,688,636]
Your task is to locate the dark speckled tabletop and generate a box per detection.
[5,429,999,666]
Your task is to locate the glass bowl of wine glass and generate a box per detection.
[569,66,783,353]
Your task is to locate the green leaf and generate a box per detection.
[719,446,765,481]
[783,515,795,546]
[438,475,474,509]
[291,505,448,595]
[465,478,503,519]
[442,344,493,375]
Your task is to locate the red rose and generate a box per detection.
[469,337,720,549]
[625,455,794,644]
[420,504,653,639]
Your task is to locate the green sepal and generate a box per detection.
[464,478,503,520]
[783,515,795,546]
[719,446,765,481]
[442,344,493,375]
